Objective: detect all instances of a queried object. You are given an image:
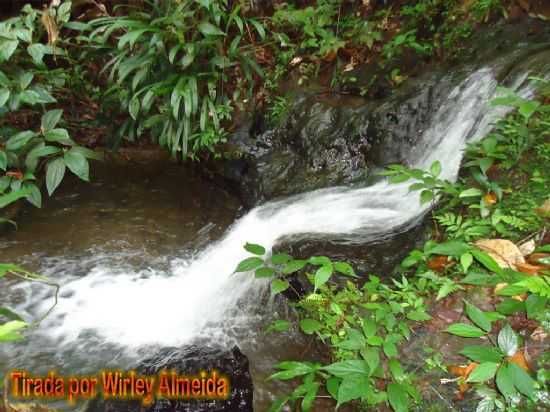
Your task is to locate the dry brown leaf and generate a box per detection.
[518,239,536,256]
[528,253,550,268]
[427,255,453,272]
[483,192,498,205]
[474,239,525,269]
[41,8,59,46]
[516,262,543,275]
[508,351,529,371]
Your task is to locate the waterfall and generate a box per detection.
[30,66,533,348]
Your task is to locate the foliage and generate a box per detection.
[1,1,100,217]
[235,246,433,411]
[82,0,265,158]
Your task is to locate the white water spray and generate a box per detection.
[34,67,533,348]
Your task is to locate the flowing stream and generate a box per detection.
[0,62,540,409]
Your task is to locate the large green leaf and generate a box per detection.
[314,264,333,291]
[387,383,409,412]
[44,128,73,145]
[497,324,518,356]
[64,149,89,181]
[0,320,27,342]
[299,318,321,335]
[466,362,499,383]
[41,109,63,132]
[509,363,536,400]
[445,323,486,337]
[495,363,516,399]
[6,130,36,151]
[271,279,289,297]
[323,360,370,378]
[234,257,263,272]
[45,157,66,196]
[244,242,265,256]
[0,188,31,208]
[336,375,369,407]
[460,345,503,363]
[465,302,492,332]
[198,21,225,36]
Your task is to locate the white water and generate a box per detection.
[33,67,533,348]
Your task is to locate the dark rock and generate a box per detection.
[211,18,550,209]
[87,345,253,412]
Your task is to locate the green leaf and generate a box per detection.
[0,188,31,208]
[525,294,546,319]
[466,362,499,382]
[460,346,503,363]
[24,182,42,208]
[249,19,266,40]
[496,363,516,399]
[475,398,496,412]
[0,40,19,61]
[471,249,502,274]
[301,382,319,412]
[0,320,27,342]
[497,324,518,356]
[45,157,66,196]
[430,161,442,177]
[459,188,483,198]
[323,360,369,378]
[6,131,36,151]
[198,21,225,36]
[129,96,140,120]
[389,359,406,382]
[461,252,473,272]
[496,298,525,315]
[64,149,89,182]
[406,309,432,321]
[255,267,275,278]
[445,323,486,337]
[420,189,434,204]
[334,261,357,277]
[314,264,333,291]
[388,174,410,183]
[336,375,369,407]
[383,340,398,357]
[244,242,265,255]
[0,151,6,171]
[326,377,340,400]
[0,88,9,107]
[282,259,307,274]
[235,256,264,272]
[430,241,471,257]
[271,279,289,296]
[271,253,292,265]
[300,318,321,335]
[465,302,492,332]
[41,109,63,132]
[44,128,73,145]
[509,363,536,400]
[387,383,409,412]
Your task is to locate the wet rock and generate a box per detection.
[211,19,550,208]
[87,345,253,412]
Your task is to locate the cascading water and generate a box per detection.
[7,66,530,352]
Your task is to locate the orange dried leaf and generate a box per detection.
[508,351,529,371]
[516,262,543,275]
[427,256,452,272]
[447,362,478,379]
[484,192,498,205]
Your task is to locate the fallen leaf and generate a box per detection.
[507,350,529,371]
[448,362,478,379]
[528,253,550,268]
[530,327,548,342]
[518,239,536,256]
[483,192,498,205]
[474,239,525,269]
[427,255,453,272]
[515,262,543,275]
